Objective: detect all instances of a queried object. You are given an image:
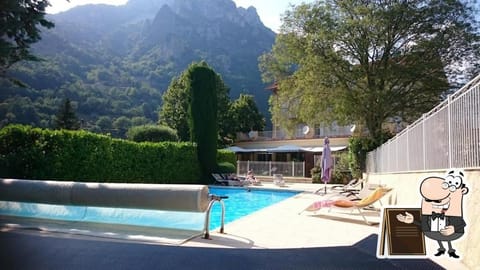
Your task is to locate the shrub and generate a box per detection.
[126,125,178,142]
[310,166,321,183]
[348,136,377,179]
[216,161,235,173]
[217,149,236,165]
[0,125,201,183]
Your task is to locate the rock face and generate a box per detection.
[2,0,276,130]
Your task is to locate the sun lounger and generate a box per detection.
[301,186,392,225]
[330,178,364,194]
[212,173,229,186]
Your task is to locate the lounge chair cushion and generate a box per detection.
[333,199,356,208]
[333,187,391,208]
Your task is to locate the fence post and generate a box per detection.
[422,114,426,170]
[292,161,295,177]
[406,131,409,171]
[303,161,305,177]
[447,95,452,168]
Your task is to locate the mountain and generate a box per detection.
[0,0,276,137]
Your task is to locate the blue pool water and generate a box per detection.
[208,187,299,229]
[0,187,299,231]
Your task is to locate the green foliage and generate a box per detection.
[310,166,321,183]
[126,125,178,142]
[217,149,236,166]
[0,0,54,79]
[228,94,266,133]
[216,161,236,174]
[260,0,480,141]
[187,62,218,183]
[0,2,275,133]
[159,64,232,142]
[348,136,383,178]
[0,125,201,183]
[158,74,192,141]
[55,98,80,130]
[332,152,352,184]
[312,151,352,184]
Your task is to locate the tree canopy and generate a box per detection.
[0,0,55,79]
[159,62,231,142]
[228,93,266,133]
[159,62,265,145]
[259,0,480,143]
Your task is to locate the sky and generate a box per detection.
[47,0,316,32]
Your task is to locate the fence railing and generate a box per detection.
[236,161,305,177]
[367,74,480,173]
[235,125,353,142]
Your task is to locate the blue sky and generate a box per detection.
[47,0,315,32]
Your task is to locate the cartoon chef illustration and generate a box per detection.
[396,170,469,258]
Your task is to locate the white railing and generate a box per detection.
[236,124,353,142]
[236,161,305,177]
[367,74,480,173]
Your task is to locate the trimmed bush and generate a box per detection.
[216,161,236,174]
[126,125,179,142]
[0,125,201,183]
[217,149,236,166]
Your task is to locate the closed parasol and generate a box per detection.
[316,137,333,194]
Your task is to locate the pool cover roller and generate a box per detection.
[0,179,210,212]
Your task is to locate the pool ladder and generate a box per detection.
[203,194,228,239]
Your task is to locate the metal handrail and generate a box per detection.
[203,194,228,239]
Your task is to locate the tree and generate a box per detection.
[187,62,218,183]
[55,98,79,130]
[159,63,231,142]
[158,74,192,141]
[112,116,132,138]
[0,0,55,80]
[229,94,265,133]
[259,0,480,144]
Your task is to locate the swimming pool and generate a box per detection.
[0,187,299,231]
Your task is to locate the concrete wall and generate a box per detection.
[366,169,480,269]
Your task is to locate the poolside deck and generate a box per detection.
[0,183,469,270]
[184,183,467,270]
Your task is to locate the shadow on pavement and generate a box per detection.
[0,231,444,270]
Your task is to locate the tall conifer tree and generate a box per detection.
[187,62,218,182]
[55,98,80,130]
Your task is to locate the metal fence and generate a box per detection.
[236,124,353,142]
[367,74,480,173]
[237,161,305,177]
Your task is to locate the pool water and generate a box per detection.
[0,187,299,231]
[208,187,299,229]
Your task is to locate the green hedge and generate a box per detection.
[126,125,179,142]
[217,149,236,166]
[0,125,201,183]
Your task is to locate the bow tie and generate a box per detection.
[431,212,445,220]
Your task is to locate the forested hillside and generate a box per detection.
[0,0,275,137]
